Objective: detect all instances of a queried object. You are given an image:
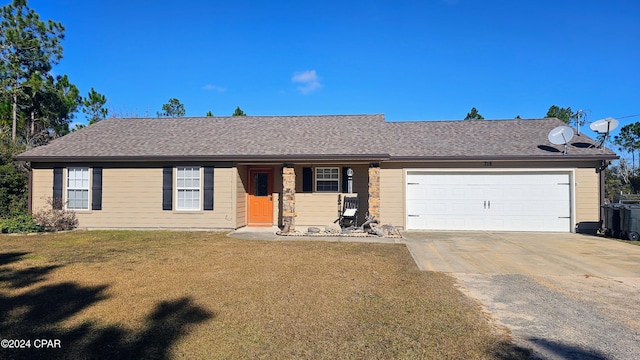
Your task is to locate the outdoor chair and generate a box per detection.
[339,196,359,228]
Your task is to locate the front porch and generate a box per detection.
[236,163,381,232]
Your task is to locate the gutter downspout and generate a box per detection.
[27,165,33,214]
[599,160,609,230]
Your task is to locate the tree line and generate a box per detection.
[0,0,91,225]
[157,99,246,118]
[607,122,640,200]
[1,0,246,146]
[0,0,249,228]
[0,0,108,146]
[463,105,583,123]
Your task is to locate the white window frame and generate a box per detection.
[176,166,201,211]
[66,167,90,210]
[315,167,340,192]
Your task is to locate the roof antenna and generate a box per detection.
[590,117,619,148]
[548,126,575,155]
[575,109,584,136]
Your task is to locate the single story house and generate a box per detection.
[16,114,617,233]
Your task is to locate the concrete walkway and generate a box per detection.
[227,226,401,244]
[403,231,640,360]
[402,231,640,277]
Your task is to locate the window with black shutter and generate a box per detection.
[53,167,63,210]
[162,167,173,210]
[92,168,103,210]
[342,167,349,193]
[302,167,312,192]
[203,166,214,211]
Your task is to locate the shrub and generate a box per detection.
[0,152,28,217]
[0,214,43,233]
[32,197,78,232]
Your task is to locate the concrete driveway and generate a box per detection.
[403,231,640,360]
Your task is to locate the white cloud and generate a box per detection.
[201,84,227,92]
[292,70,321,94]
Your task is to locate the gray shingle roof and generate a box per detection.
[16,114,617,162]
[383,118,616,159]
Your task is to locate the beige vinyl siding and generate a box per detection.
[29,160,603,231]
[32,168,54,212]
[272,167,282,225]
[236,165,248,228]
[575,168,599,223]
[380,166,404,228]
[32,166,236,229]
[291,164,369,227]
[295,193,344,226]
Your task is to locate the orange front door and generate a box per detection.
[248,169,274,225]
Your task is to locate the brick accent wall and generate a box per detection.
[282,165,296,232]
[368,164,380,220]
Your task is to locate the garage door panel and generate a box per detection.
[502,202,528,214]
[406,202,427,216]
[466,216,490,230]
[408,199,480,217]
[406,172,571,232]
[406,215,424,229]
[408,185,460,200]
[500,216,568,232]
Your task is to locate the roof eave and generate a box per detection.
[16,154,392,163]
[16,153,619,163]
[389,154,619,162]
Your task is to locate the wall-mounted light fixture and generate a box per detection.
[347,167,354,194]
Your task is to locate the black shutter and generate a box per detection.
[342,167,349,193]
[162,167,173,211]
[203,166,214,211]
[92,168,103,210]
[53,167,63,210]
[302,167,313,192]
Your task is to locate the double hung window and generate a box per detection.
[315,167,339,192]
[176,167,201,210]
[67,167,90,210]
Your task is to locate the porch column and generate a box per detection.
[368,163,381,221]
[282,165,296,233]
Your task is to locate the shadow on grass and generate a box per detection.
[0,264,62,288]
[0,252,213,360]
[0,252,30,265]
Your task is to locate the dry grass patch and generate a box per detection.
[0,231,527,359]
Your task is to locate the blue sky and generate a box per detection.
[29,0,640,133]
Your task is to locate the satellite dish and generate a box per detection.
[590,117,619,134]
[548,126,574,155]
[589,117,618,149]
[548,126,574,144]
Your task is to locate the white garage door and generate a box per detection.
[406,172,571,232]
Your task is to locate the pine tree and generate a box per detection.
[82,88,108,125]
[232,106,246,116]
[464,107,484,120]
[158,98,185,118]
[0,0,65,141]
